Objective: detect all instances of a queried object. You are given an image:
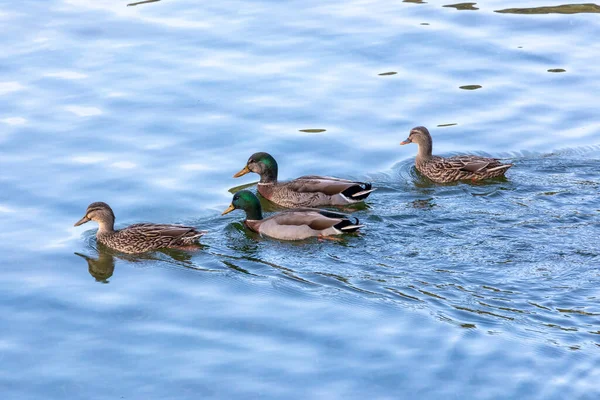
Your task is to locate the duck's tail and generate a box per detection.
[342,182,376,201]
[179,230,208,245]
[334,216,364,233]
[487,164,513,173]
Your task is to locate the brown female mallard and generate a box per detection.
[222,190,363,240]
[233,152,375,208]
[74,202,206,254]
[400,126,512,183]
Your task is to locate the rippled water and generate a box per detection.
[1,0,599,398]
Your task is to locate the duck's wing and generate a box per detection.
[126,223,207,244]
[443,155,511,174]
[287,176,375,198]
[266,209,362,232]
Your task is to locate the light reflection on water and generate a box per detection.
[1,0,600,398]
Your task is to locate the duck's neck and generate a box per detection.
[97,219,115,235]
[416,139,433,162]
[244,204,263,221]
[259,166,278,184]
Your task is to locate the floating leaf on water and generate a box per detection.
[460,323,477,329]
[443,3,479,10]
[437,123,457,127]
[299,128,326,133]
[420,23,430,25]
[378,72,397,76]
[403,0,427,3]
[459,85,482,90]
[127,0,161,6]
[127,0,161,5]
[228,181,259,194]
[548,68,566,73]
[495,4,600,14]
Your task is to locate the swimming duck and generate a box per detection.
[400,126,513,183]
[233,152,375,208]
[222,190,363,240]
[74,202,206,254]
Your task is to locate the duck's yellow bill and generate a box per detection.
[221,204,236,215]
[74,216,90,227]
[233,165,250,178]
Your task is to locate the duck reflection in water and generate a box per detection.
[75,247,115,283]
[75,244,198,283]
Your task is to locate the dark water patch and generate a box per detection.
[444,3,479,10]
[299,128,326,133]
[495,4,600,14]
[127,0,161,6]
[556,308,599,316]
[378,72,397,76]
[459,84,482,90]
[410,198,435,209]
[548,68,566,73]
[420,23,430,25]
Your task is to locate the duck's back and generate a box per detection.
[98,223,205,253]
[259,175,373,207]
[417,155,512,183]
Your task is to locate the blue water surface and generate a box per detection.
[0,0,599,398]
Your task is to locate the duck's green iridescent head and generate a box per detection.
[221,190,263,220]
[233,152,278,183]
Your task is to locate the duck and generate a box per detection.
[400,126,513,183]
[74,202,206,254]
[233,152,375,208]
[221,190,364,240]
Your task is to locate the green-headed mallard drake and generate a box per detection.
[233,152,375,208]
[400,126,513,183]
[222,190,363,240]
[74,202,206,254]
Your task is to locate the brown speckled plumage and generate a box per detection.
[233,152,375,208]
[401,126,513,183]
[74,202,206,254]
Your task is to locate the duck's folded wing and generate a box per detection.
[270,210,342,230]
[288,176,364,195]
[443,156,506,173]
[128,223,205,240]
[459,161,491,173]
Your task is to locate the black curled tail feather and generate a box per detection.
[334,216,363,233]
[342,182,374,200]
[316,210,363,233]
